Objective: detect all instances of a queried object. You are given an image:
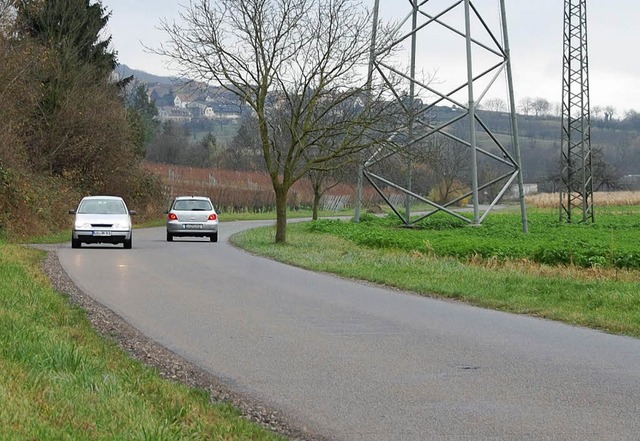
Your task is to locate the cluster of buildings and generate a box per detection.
[147,83,245,123]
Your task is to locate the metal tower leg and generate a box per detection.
[358,0,527,231]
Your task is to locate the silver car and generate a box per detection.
[166,196,219,242]
[69,196,135,249]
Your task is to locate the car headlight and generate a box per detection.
[114,222,130,229]
[75,222,92,229]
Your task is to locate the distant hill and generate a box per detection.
[113,64,640,187]
[114,64,180,85]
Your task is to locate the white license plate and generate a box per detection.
[184,224,202,229]
[93,231,112,236]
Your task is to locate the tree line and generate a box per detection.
[483,96,640,131]
[0,0,163,237]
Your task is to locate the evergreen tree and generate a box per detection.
[16,0,116,76]
[16,0,118,121]
[196,132,216,167]
[127,83,159,157]
[147,121,190,165]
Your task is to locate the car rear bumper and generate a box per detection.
[166,222,218,236]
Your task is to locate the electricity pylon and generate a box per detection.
[358,0,527,232]
[560,0,593,223]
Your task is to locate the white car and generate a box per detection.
[166,196,219,242]
[69,196,136,249]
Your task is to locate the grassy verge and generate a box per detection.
[0,242,285,440]
[230,208,640,338]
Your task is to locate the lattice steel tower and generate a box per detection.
[560,0,593,223]
[359,0,528,232]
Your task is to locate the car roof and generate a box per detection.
[81,195,125,201]
[174,196,211,200]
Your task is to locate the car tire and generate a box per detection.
[71,238,81,249]
[166,232,173,242]
[123,237,132,249]
[210,232,218,242]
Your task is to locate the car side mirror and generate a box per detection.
[129,210,137,215]
[69,210,76,215]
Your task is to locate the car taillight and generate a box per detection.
[208,213,218,221]
[168,213,178,221]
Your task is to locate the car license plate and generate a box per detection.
[93,231,111,236]
[184,224,202,229]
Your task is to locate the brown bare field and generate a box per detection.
[144,162,382,212]
[147,163,640,214]
[526,191,640,208]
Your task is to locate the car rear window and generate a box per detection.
[173,200,213,211]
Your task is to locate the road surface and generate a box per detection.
[56,221,640,440]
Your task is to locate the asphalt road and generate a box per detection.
[57,221,640,441]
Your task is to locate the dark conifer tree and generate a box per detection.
[16,0,116,76]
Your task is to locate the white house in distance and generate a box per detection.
[174,93,196,109]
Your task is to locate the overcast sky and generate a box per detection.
[102,0,639,115]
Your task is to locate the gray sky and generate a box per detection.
[102,0,639,115]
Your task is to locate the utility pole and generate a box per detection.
[560,0,593,223]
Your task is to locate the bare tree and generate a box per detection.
[156,0,399,242]
[591,146,622,191]
[531,98,550,117]
[592,105,603,122]
[483,97,506,112]
[604,106,616,125]
[411,135,471,204]
[518,97,534,116]
[307,166,348,220]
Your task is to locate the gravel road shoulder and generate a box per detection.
[34,245,327,441]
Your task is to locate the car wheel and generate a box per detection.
[210,232,218,242]
[166,232,173,242]
[71,238,81,249]
[123,237,132,249]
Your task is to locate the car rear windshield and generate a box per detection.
[78,199,127,214]
[173,200,213,211]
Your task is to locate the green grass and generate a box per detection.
[0,243,286,440]
[301,208,640,269]
[231,207,640,338]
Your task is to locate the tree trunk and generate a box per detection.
[275,185,288,243]
[312,189,321,220]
